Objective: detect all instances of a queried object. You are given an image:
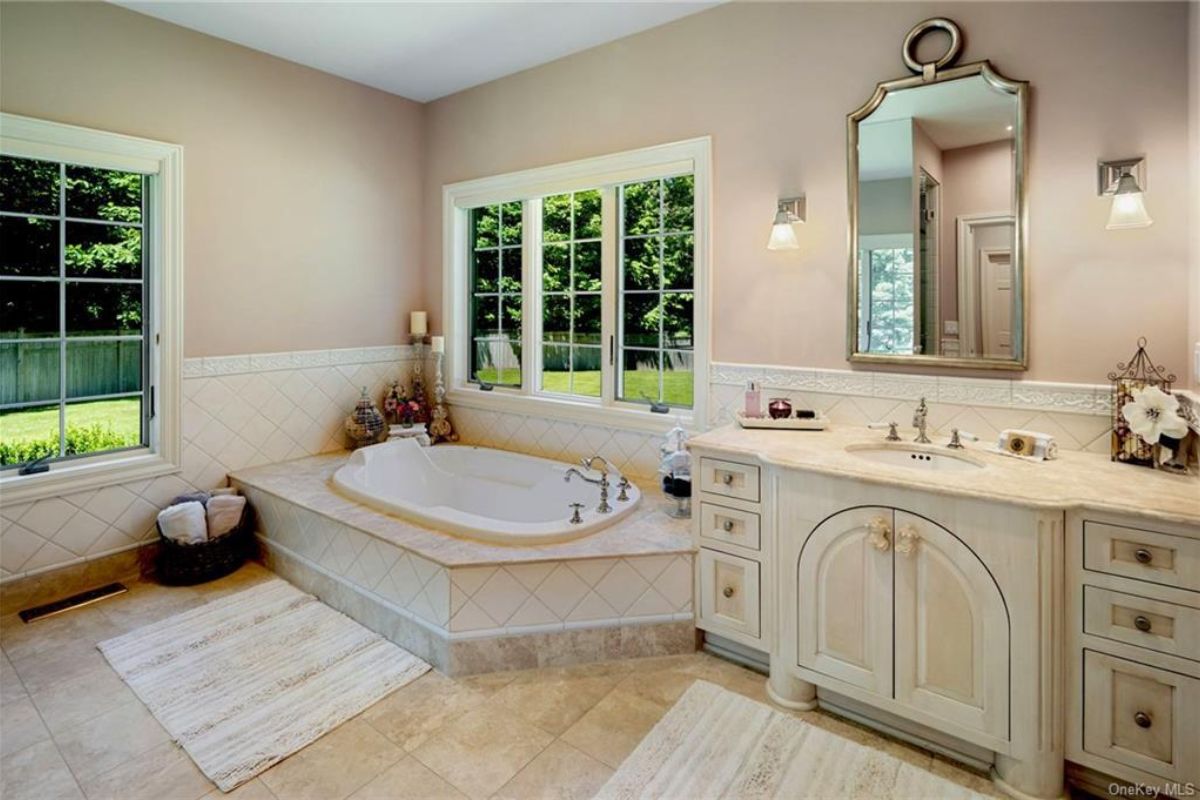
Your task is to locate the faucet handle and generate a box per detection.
[568,502,585,524]
[947,429,979,449]
[616,477,631,502]
[868,421,901,442]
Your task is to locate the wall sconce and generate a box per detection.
[1099,158,1153,230]
[767,196,805,250]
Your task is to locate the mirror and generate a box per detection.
[848,19,1028,369]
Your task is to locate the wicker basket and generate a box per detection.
[155,502,255,586]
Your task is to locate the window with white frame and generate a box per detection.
[0,114,182,503]
[446,138,709,428]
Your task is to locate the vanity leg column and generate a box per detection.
[765,655,817,710]
[991,753,1065,800]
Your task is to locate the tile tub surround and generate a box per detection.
[233,454,695,674]
[0,346,420,585]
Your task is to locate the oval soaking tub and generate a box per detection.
[330,439,642,545]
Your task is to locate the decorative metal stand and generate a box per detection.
[428,350,457,444]
[1109,337,1176,466]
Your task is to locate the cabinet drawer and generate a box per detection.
[1083,521,1199,592]
[1082,651,1200,783]
[1084,586,1200,662]
[698,548,760,640]
[698,457,760,503]
[699,503,761,552]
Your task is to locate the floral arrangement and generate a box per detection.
[382,380,428,428]
[1121,385,1190,469]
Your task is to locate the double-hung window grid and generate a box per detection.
[0,155,150,468]
[617,176,695,409]
[540,190,602,398]
[469,201,523,387]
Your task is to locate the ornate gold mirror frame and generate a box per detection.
[847,18,1030,370]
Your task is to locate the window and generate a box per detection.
[858,245,915,354]
[1,155,149,468]
[0,113,182,504]
[469,201,523,387]
[618,176,694,408]
[447,138,709,430]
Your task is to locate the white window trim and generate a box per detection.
[0,113,184,505]
[442,137,711,434]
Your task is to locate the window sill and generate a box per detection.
[447,388,696,435]
[0,450,182,507]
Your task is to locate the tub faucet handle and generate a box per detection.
[568,503,585,525]
[616,477,631,502]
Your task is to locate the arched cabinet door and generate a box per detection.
[893,511,1010,740]
[796,507,894,697]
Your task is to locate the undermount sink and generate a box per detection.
[845,444,985,473]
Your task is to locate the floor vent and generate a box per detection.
[18,582,128,623]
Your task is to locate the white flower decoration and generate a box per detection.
[1121,385,1188,445]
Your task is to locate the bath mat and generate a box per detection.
[97,578,429,791]
[597,680,990,799]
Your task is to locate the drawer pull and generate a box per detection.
[1133,615,1153,632]
[1134,548,1153,564]
[721,472,735,486]
[722,519,735,532]
[867,517,891,552]
[722,585,735,598]
[1133,711,1153,729]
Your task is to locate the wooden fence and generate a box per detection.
[1,340,141,406]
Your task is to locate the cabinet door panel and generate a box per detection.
[797,507,893,697]
[894,511,1009,740]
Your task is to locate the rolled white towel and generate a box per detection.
[206,494,246,539]
[210,486,237,497]
[158,502,207,544]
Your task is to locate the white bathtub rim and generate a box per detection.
[330,440,643,546]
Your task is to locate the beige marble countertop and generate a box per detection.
[689,425,1200,527]
[229,452,693,568]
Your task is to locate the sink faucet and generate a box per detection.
[912,397,931,444]
[564,466,612,513]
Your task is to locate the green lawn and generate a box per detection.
[477,369,693,407]
[0,397,141,444]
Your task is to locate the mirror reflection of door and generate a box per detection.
[956,215,1014,358]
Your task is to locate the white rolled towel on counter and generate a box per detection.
[158,502,207,544]
[206,494,246,539]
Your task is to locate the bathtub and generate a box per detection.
[330,439,642,544]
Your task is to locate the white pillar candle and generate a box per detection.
[410,311,427,336]
[430,336,445,353]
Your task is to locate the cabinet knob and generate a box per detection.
[1133,711,1152,729]
[1134,548,1153,564]
[1133,615,1153,633]
[867,517,891,552]
[721,472,734,485]
[895,524,920,557]
[722,519,735,532]
[722,585,735,598]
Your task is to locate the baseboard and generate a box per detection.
[0,543,155,615]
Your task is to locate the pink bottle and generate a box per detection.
[744,381,763,418]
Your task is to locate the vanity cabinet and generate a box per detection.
[1066,511,1200,794]
[796,506,1009,741]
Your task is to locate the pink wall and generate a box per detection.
[422,2,1192,383]
[0,2,425,357]
[939,140,1015,329]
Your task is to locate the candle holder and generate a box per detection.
[428,349,457,444]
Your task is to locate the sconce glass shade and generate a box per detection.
[767,208,801,250]
[1106,172,1153,230]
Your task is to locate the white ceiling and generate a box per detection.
[114,1,719,102]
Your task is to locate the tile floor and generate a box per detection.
[0,562,1003,800]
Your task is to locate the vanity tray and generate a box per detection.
[735,411,829,431]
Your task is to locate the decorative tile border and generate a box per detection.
[710,361,1112,416]
[183,345,414,378]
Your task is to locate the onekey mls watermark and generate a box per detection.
[1108,782,1196,798]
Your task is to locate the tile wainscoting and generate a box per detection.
[1,349,1115,590]
[0,346,419,585]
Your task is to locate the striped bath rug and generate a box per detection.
[597,680,990,799]
[97,578,429,791]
